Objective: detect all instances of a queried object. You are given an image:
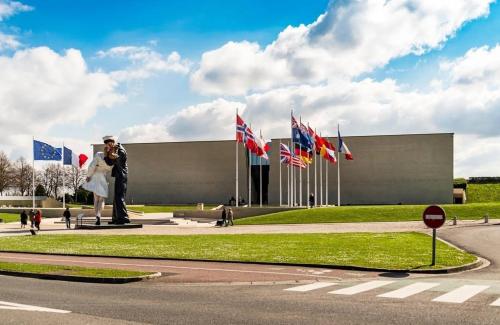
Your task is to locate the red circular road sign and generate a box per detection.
[423,205,446,229]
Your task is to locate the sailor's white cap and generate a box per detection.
[102,135,117,143]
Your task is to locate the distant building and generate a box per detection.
[0,196,62,208]
[94,133,454,206]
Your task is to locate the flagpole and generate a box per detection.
[337,124,341,207]
[235,108,239,207]
[299,116,302,207]
[314,129,317,206]
[259,130,263,208]
[32,136,35,211]
[279,140,282,206]
[326,149,329,206]
[307,123,310,208]
[62,141,66,209]
[287,142,290,207]
[320,133,323,206]
[290,110,294,206]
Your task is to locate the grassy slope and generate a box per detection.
[467,184,500,203]
[236,203,500,225]
[0,261,152,278]
[0,233,475,270]
[0,213,20,223]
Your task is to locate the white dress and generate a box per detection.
[83,152,113,198]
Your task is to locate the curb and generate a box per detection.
[0,250,483,275]
[0,269,162,284]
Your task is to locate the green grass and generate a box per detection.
[467,184,500,203]
[236,203,500,225]
[0,261,152,278]
[127,205,217,213]
[0,233,475,270]
[0,213,20,223]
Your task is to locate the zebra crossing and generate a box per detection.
[284,280,500,306]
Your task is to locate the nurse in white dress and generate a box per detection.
[83,152,113,225]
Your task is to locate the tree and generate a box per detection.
[40,164,64,198]
[65,166,87,201]
[13,157,33,196]
[0,151,13,195]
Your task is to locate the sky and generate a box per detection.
[0,0,500,177]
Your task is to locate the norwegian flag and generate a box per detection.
[236,114,258,153]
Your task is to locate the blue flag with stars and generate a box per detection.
[34,140,62,161]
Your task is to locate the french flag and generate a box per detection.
[338,131,353,160]
[63,147,89,168]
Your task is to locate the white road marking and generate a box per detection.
[0,255,339,279]
[285,282,337,292]
[490,298,500,306]
[432,285,490,303]
[425,215,444,220]
[0,300,70,313]
[378,282,440,299]
[329,280,394,295]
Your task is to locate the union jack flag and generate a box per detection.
[280,143,306,168]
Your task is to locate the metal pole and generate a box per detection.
[432,229,437,266]
[279,140,282,206]
[259,130,263,207]
[326,152,328,206]
[235,109,239,207]
[32,136,35,210]
[337,125,341,207]
[287,153,290,207]
[320,143,323,206]
[314,129,317,206]
[62,142,65,209]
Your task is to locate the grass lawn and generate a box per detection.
[127,205,217,213]
[0,261,152,278]
[467,184,500,203]
[236,203,500,225]
[0,233,475,270]
[0,213,20,223]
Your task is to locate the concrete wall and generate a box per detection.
[94,133,453,206]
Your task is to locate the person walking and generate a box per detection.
[63,207,71,229]
[29,209,35,228]
[221,207,228,226]
[309,192,315,208]
[20,210,28,228]
[34,210,42,231]
[227,208,234,226]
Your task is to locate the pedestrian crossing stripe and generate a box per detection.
[0,301,71,313]
[432,285,490,304]
[490,298,500,306]
[378,282,440,299]
[285,282,337,292]
[329,280,394,295]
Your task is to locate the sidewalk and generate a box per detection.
[1,216,496,237]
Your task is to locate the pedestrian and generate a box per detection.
[309,192,315,208]
[29,209,35,228]
[20,210,28,228]
[227,208,234,226]
[34,209,42,231]
[63,207,71,229]
[221,206,228,226]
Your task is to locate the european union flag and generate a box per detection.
[34,140,62,161]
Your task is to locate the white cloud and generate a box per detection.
[0,32,19,50]
[119,98,244,143]
[0,0,32,21]
[0,47,123,157]
[191,0,494,96]
[97,46,191,81]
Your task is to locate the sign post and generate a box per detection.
[422,205,446,266]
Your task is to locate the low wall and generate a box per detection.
[173,206,303,220]
[0,208,112,219]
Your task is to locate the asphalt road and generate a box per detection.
[0,223,499,324]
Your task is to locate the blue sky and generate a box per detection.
[1,0,500,177]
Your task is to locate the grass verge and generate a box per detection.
[0,261,152,278]
[236,203,500,225]
[0,213,19,223]
[127,205,217,213]
[467,184,500,203]
[0,233,476,270]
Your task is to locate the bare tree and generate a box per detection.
[40,164,64,198]
[0,151,13,195]
[13,157,34,196]
[65,166,87,199]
